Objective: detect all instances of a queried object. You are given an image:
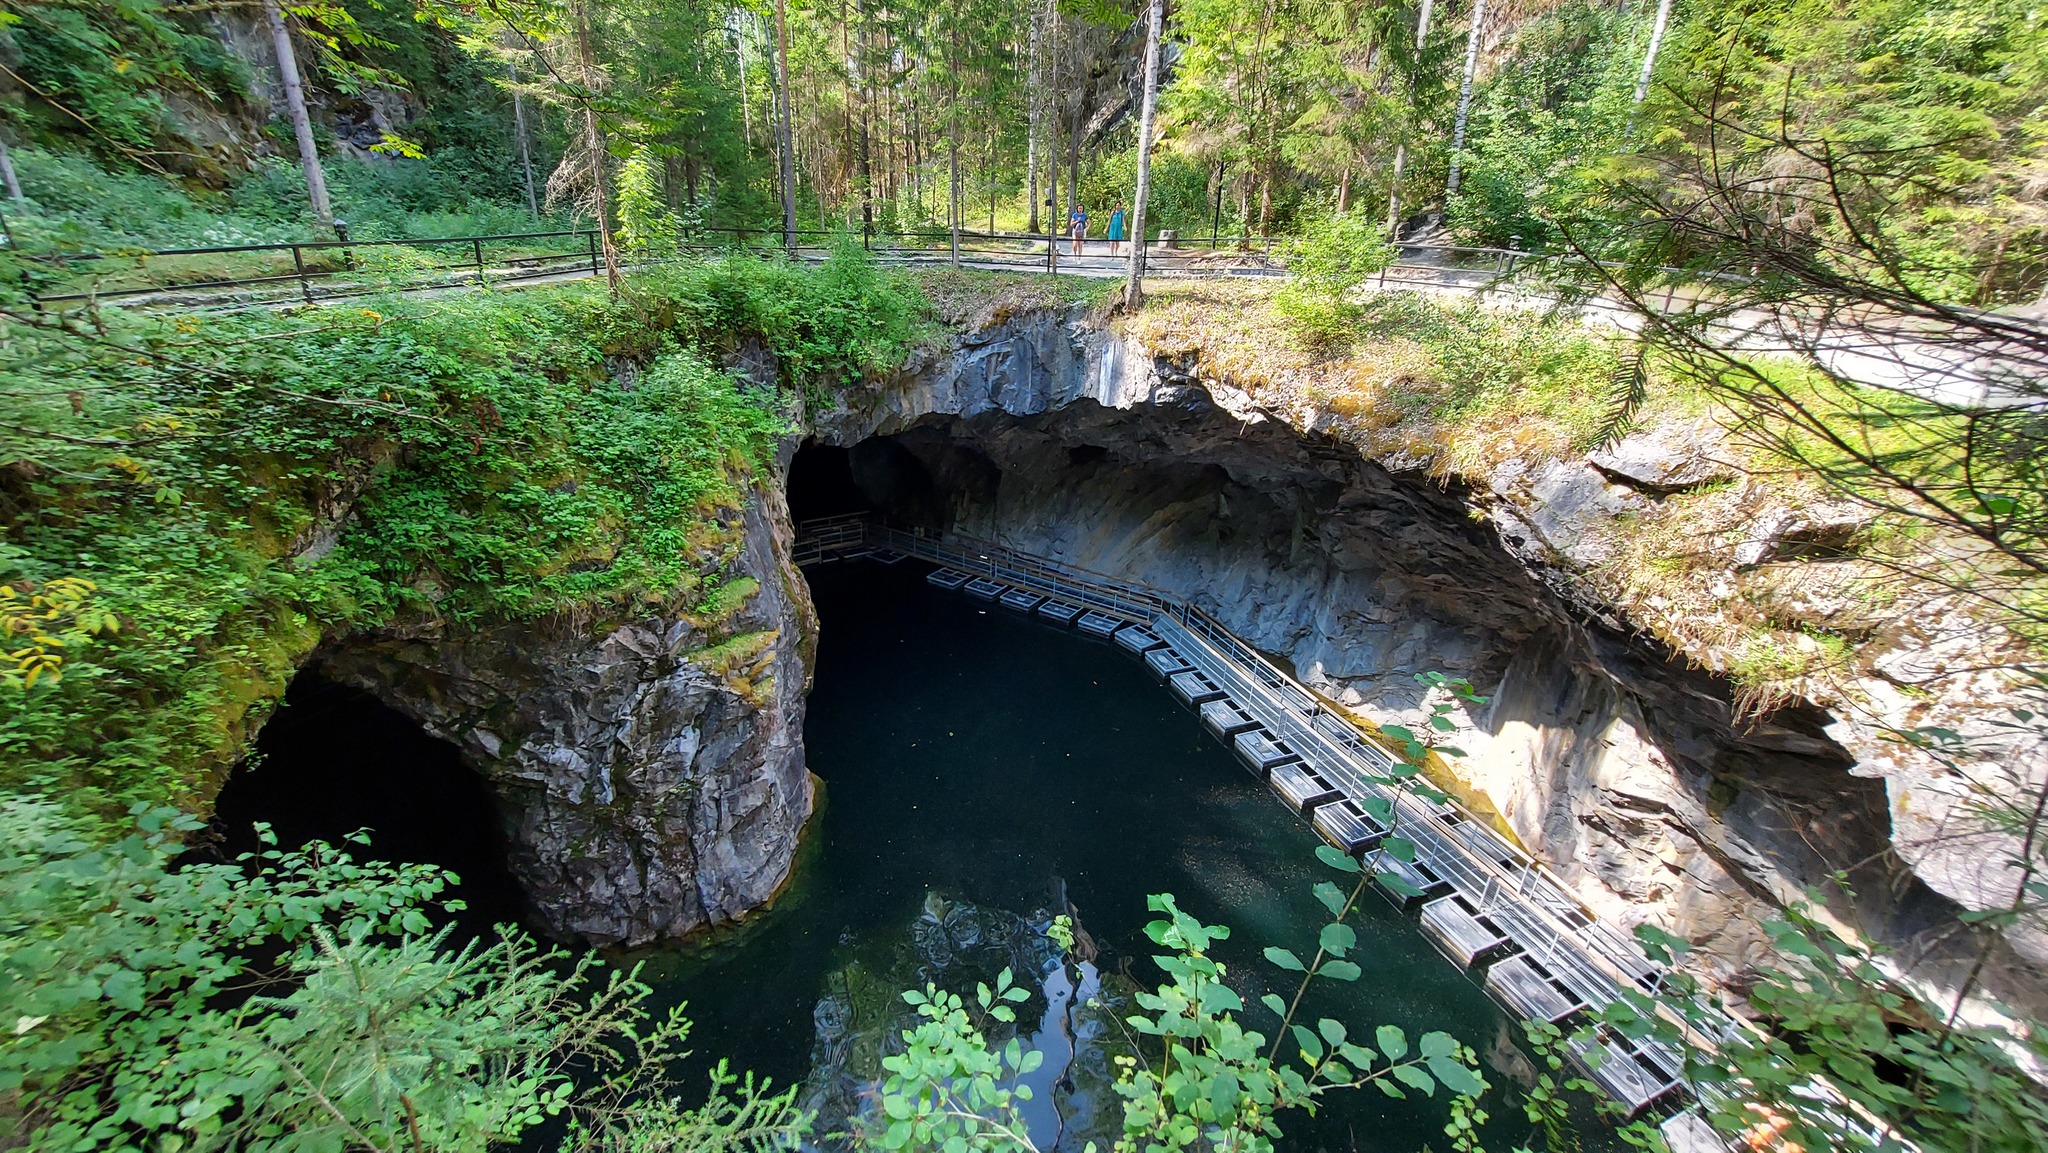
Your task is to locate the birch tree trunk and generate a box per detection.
[0,139,22,205]
[736,17,753,151]
[1385,0,1434,238]
[1445,0,1487,197]
[1025,10,1041,235]
[1122,0,1163,309]
[947,100,962,262]
[947,0,962,265]
[1065,13,1082,224]
[263,0,331,222]
[1632,0,1673,105]
[1046,0,1059,242]
[773,0,798,253]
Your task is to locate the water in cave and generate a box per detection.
[210,673,526,938]
[642,558,1620,1151]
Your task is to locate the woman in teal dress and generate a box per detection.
[1107,204,1127,255]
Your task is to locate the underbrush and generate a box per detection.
[912,266,1118,329]
[1127,281,1682,466]
[6,146,577,253]
[0,250,926,815]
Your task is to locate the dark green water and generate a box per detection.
[643,559,1614,1152]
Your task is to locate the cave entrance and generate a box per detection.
[786,441,868,523]
[210,671,526,936]
[786,436,959,528]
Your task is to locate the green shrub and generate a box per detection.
[0,797,808,1152]
[1274,208,1396,344]
[0,252,922,812]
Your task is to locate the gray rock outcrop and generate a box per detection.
[318,480,816,946]
[1587,424,1734,494]
[807,305,2044,1017]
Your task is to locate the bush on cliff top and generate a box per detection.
[0,250,925,815]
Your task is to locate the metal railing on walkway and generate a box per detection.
[13,219,1550,312]
[794,516,1731,1097]
[794,513,1916,1147]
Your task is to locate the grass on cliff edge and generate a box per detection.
[0,251,925,816]
[1119,280,1999,713]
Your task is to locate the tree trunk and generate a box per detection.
[571,0,620,291]
[1207,158,1222,243]
[1385,0,1434,239]
[1256,160,1272,239]
[1632,0,1673,106]
[860,40,875,240]
[0,138,22,205]
[948,9,962,266]
[737,17,753,153]
[1336,165,1351,213]
[1025,10,1041,235]
[1066,61,1082,221]
[1122,0,1163,309]
[773,0,798,252]
[1046,1,1060,242]
[910,92,923,220]
[508,58,540,218]
[1445,0,1487,197]
[262,0,331,223]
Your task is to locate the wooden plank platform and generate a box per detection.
[1567,1035,1680,1116]
[1312,798,1389,854]
[1168,669,1226,706]
[1144,646,1193,679]
[1113,624,1166,653]
[1270,761,1342,813]
[1037,600,1083,626]
[1420,894,1514,967]
[1233,729,1300,775]
[1370,848,1452,905]
[1484,955,1586,1023]
[998,588,1046,612]
[1199,698,1260,739]
[964,578,1006,601]
[925,567,972,591]
[1075,611,1124,638]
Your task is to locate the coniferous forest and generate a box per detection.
[2,0,2047,1151]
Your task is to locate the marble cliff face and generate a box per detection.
[248,301,2040,1029]
[318,478,816,947]
[809,304,2043,1021]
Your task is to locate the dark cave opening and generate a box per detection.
[209,671,527,936]
[788,435,956,528]
[785,441,868,522]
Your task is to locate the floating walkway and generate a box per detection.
[799,515,1761,1144]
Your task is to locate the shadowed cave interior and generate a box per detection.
[210,672,527,937]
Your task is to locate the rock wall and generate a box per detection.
[811,306,2044,1015]
[318,478,816,946]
